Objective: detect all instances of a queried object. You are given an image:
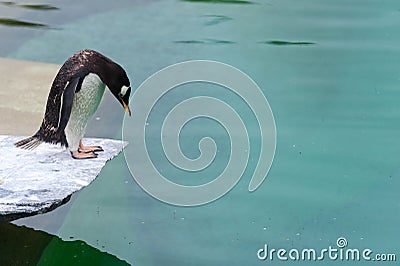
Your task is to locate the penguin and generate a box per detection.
[14,49,131,159]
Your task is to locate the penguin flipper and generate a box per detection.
[15,77,79,150]
[57,77,80,133]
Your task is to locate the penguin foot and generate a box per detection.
[78,145,104,153]
[71,151,98,159]
[78,140,103,153]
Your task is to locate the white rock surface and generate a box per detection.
[0,135,127,220]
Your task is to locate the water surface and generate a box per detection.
[1,0,399,265]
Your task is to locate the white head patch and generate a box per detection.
[120,85,130,97]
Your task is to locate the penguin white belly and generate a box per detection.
[65,73,106,151]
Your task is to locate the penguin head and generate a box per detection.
[105,64,132,116]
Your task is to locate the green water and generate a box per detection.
[1,0,400,265]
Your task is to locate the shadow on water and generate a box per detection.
[181,0,253,4]
[175,38,236,44]
[0,2,59,10]
[260,40,316,46]
[0,222,129,265]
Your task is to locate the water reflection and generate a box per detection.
[0,18,49,28]
[0,1,58,29]
[261,40,316,46]
[181,0,253,4]
[202,14,233,26]
[0,2,59,10]
[175,38,235,44]
[20,4,58,11]
[0,222,129,265]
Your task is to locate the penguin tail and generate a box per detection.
[14,136,43,150]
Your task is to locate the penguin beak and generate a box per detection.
[118,96,131,116]
[118,86,131,116]
[121,99,131,116]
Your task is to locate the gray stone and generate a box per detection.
[0,135,127,221]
